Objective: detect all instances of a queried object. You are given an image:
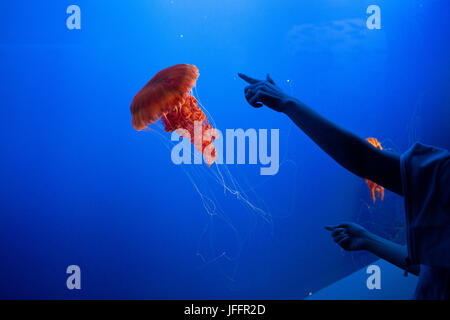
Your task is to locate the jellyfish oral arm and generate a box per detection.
[282,98,403,195]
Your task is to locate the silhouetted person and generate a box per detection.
[239,73,450,299]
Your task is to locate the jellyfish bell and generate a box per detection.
[130,64,217,165]
[130,64,198,130]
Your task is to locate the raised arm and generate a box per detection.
[238,73,403,195]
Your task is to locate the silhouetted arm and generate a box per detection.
[326,223,419,275]
[284,98,403,195]
[238,73,403,195]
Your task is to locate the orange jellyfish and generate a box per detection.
[365,137,385,203]
[130,64,217,165]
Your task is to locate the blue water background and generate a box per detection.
[0,0,449,299]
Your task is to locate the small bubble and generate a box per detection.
[179,34,184,38]
[286,79,290,83]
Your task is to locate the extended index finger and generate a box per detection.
[325,225,341,231]
[238,73,261,84]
